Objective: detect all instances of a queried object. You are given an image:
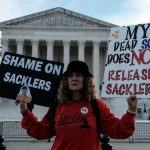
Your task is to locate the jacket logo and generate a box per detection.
[80,107,88,114]
[58,115,83,126]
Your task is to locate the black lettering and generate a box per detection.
[140,24,150,38]
[125,25,139,40]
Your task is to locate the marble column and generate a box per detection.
[46,40,54,61]
[93,41,101,97]
[16,40,24,55]
[31,39,39,58]
[78,40,85,62]
[1,39,9,58]
[63,40,70,71]
[104,41,109,62]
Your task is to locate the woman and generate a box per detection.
[19,61,137,150]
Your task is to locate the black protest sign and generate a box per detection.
[0,52,64,107]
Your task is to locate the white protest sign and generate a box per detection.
[102,23,150,98]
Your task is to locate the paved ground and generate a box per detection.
[112,143,150,150]
[1,142,150,150]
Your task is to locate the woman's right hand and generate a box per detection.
[20,100,28,114]
[17,94,28,113]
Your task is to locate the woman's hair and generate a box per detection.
[57,76,97,103]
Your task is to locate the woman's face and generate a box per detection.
[67,72,84,91]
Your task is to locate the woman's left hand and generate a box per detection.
[127,95,137,113]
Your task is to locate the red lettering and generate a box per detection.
[116,70,121,80]
[125,84,133,95]
[108,70,115,80]
[139,83,145,94]
[106,84,112,94]
[112,84,119,95]
[105,83,150,96]
[140,49,150,64]
[146,84,150,95]
[130,49,150,66]
[133,69,140,80]
[118,84,125,95]
[130,50,141,66]
[128,70,133,80]
[121,70,126,81]
[141,69,148,80]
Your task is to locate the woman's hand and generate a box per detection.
[127,95,137,114]
[16,94,32,103]
[20,100,28,114]
[16,94,28,114]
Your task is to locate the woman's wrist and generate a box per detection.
[127,108,137,114]
[21,109,29,114]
